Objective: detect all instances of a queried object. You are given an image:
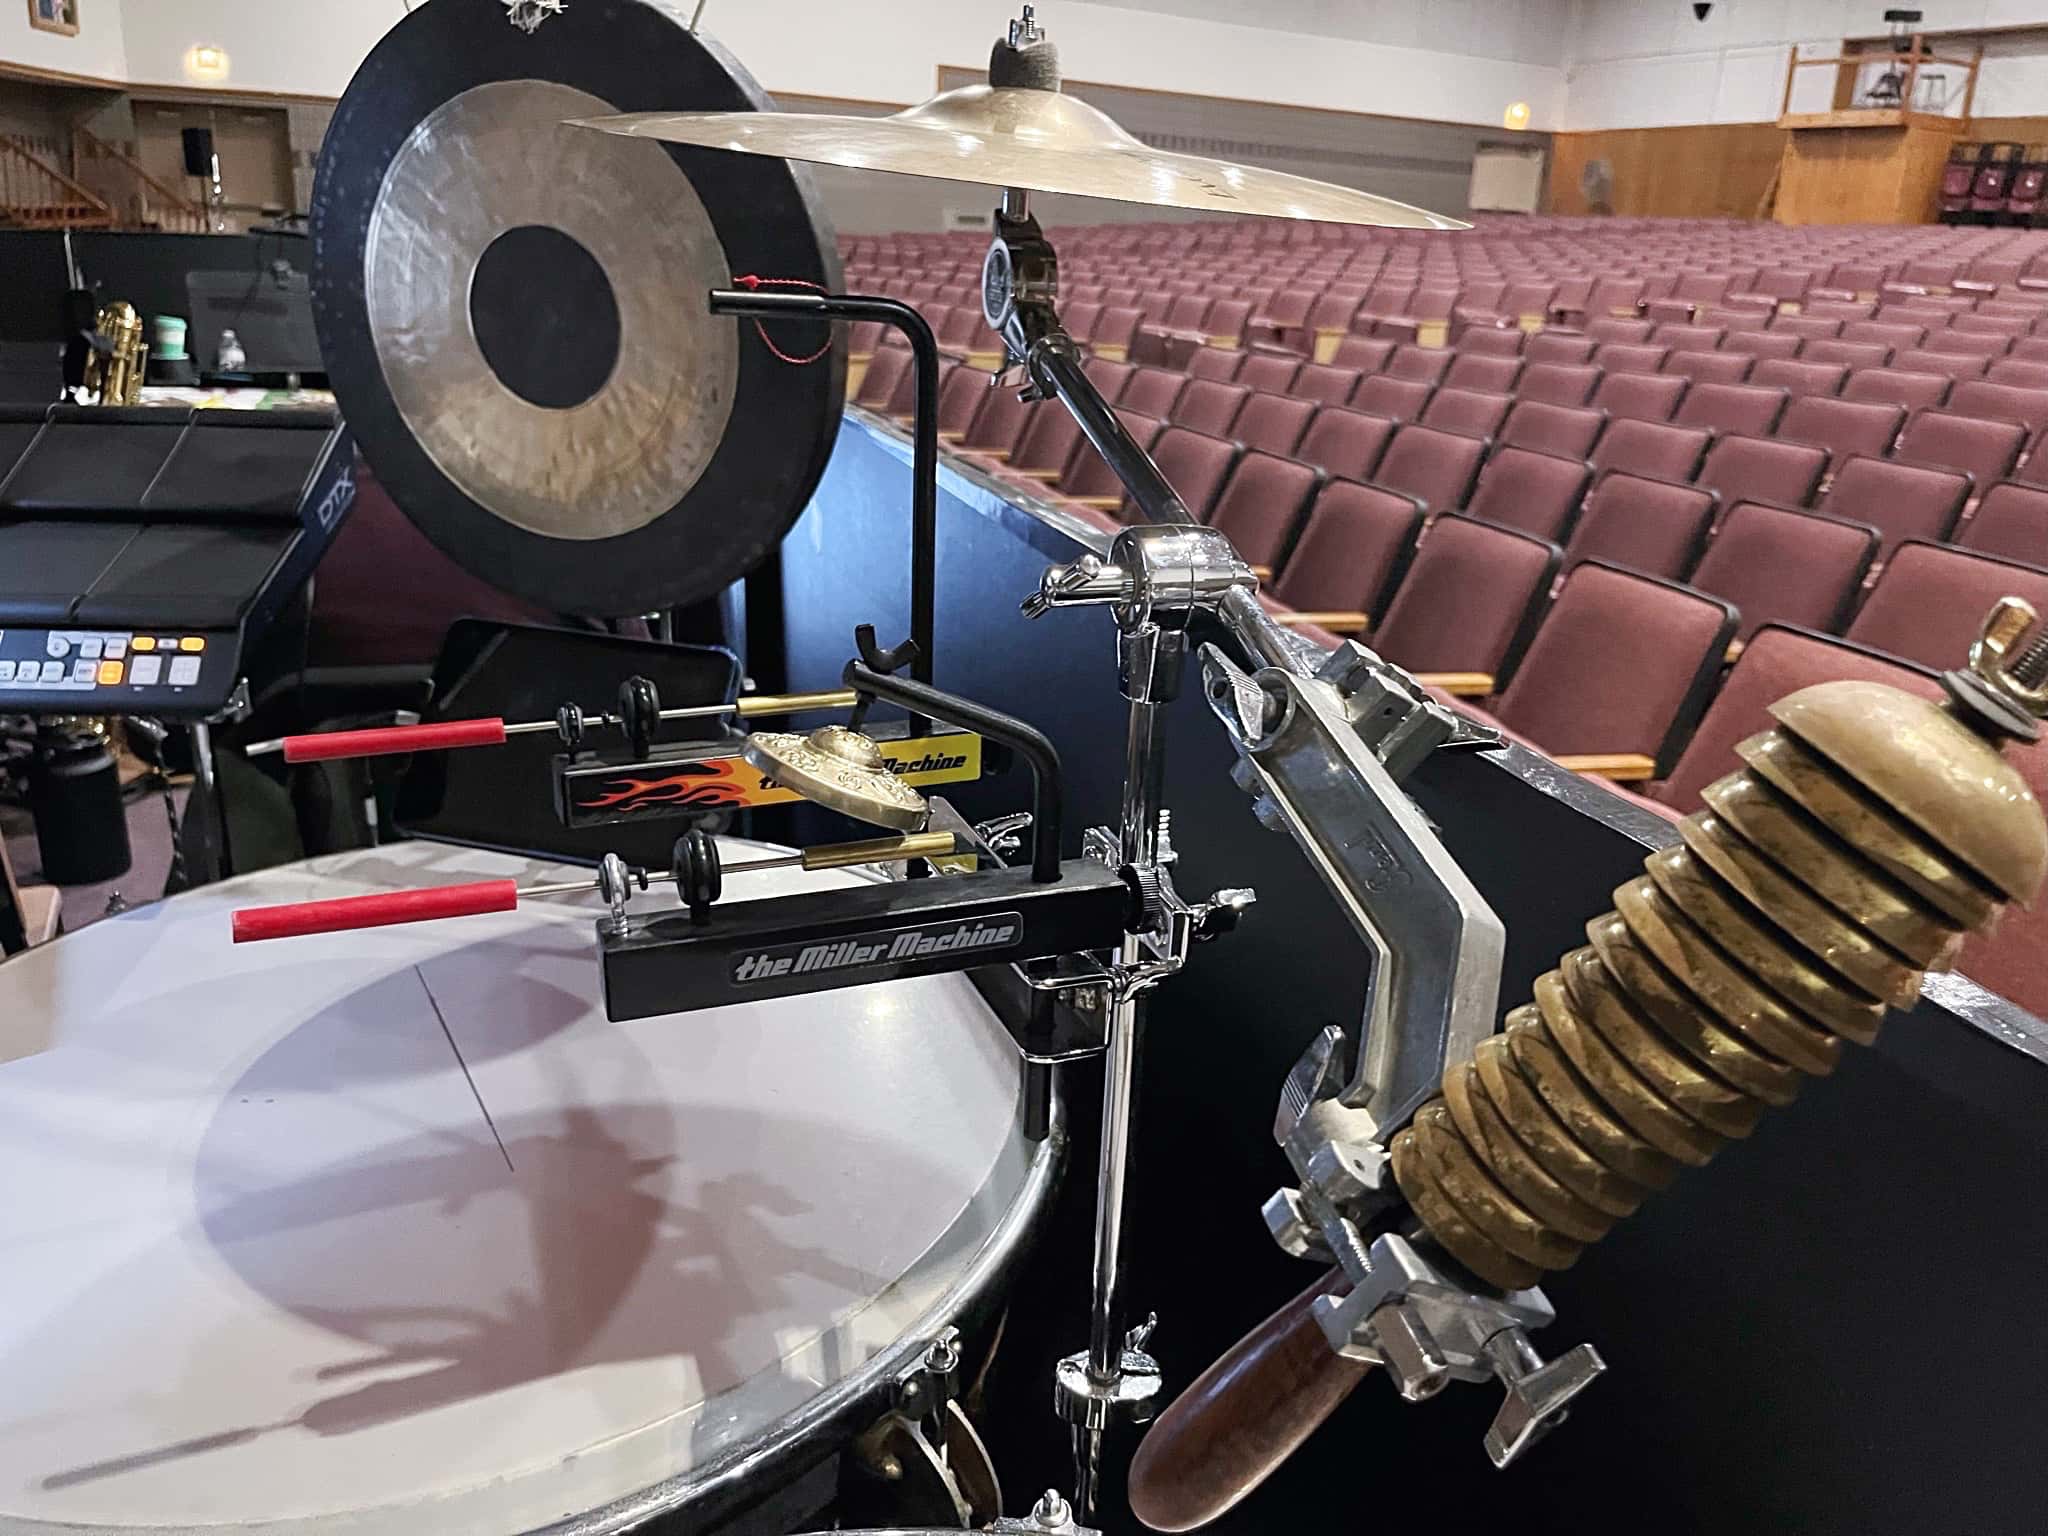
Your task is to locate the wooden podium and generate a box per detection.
[1771,38,1979,225]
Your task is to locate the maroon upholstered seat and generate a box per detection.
[1120,366,1188,419]
[1664,349,1755,386]
[1921,329,2013,360]
[1817,453,1971,559]
[1589,417,1713,481]
[1091,306,1144,358]
[1801,338,1893,370]
[1594,368,1693,429]
[1269,480,1423,618]
[855,344,913,409]
[1842,319,1927,351]
[1184,347,1245,383]
[1443,353,1523,393]
[1457,327,1526,358]
[1350,373,1436,423]
[1294,407,1397,482]
[1776,394,1904,471]
[1205,451,1324,570]
[1230,391,1319,455]
[1421,386,1513,438]
[1082,356,1136,402]
[1593,342,1671,376]
[1054,408,1163,503]
[1527,331,1601,364]
[1948,379,2048,438]
[1372,423,1490,515]
[1369,513,1560,681]
[1986,359,2048,390]
[1895,407,2027,489]
[1562,470,1718,579]
[1238,351,1303,394]
[1687,501,1879,641]
[1846,539,2048,672]
[1385,345,1455,385]
[1464,446,1594,541]
[1491,563,1736,774]
[1140,426,1242,520]
[1673,380,1789,436]
[1499,399,1607,459]
[1171,379,1252,437]
[1748,358,1848,398]
[1723,330,1804,360]
[1583,318,1653,346]
[1695,433,1828,510]
[1517,362,1603,407]
[1957,480,2048,564]
[1329,335,1396,373]
[954,380,1037,458]
[1652,323,1726,352]
[1842,367,1952,412]
[1293,363,1365,406]
[1891,347,1990,380]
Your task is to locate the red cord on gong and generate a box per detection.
[733,273,834,365]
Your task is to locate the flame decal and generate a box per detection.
[579,760,751,813]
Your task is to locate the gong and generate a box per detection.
[311,0,845,618]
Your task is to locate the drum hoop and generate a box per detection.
[527,1098,1066,1536]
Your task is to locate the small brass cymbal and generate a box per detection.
[1614,877,1843,1077]
[1769,681,2048,905]
[1411,1103,1585,1272]
[1444,1059,1614,1242]
[1736,730,2002,930]
[1391,1126,1541,1292]
[1645,847,1885,1044]
[742,724,929,832]
[1679,812,1924,1008]
[1586,909,1802,1106]
[1534,971,1723,1166]
[1504,1009,1682,1190]
[1701,771,1961,967]
[1560,946,1766,1140]
[1472,1034,1650,1218]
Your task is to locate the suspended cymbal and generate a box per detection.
[743,725,930,832]
[571,83,1467,229]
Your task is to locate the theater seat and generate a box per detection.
[1562,470,1718,580]
[1817,454,1971,560]
[1368,513,1560,691]
[1846,540,2048,673]
[1687,501,1878,641]
[1205,451,1323,571]
[1464,445,1594,542]
[1491,562,1737,780]
[1294,407,1397,482]
[1267,479,1423,630]
[1957,481,2048,565]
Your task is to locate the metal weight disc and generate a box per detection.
[311,0,844,616]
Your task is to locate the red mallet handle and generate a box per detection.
[232,880,520,943]
[281,718,508,763]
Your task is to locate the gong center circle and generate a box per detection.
[470,224,622,410]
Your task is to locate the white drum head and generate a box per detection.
[0,842,1040,1534]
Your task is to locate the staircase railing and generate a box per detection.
[71,127,210,233]
[0,134,113,230]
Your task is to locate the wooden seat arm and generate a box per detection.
[1272,611,1369,635]
[1412,671,1495,697]
[1553,752,1658,782]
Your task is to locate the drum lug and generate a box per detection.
[844,1329,1003,1529]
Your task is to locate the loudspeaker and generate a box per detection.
[181,126,215,177]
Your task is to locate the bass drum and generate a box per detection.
[0,841,1058,1535]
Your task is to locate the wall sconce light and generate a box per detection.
[183,44,231,83]
[1503,100,1532,131]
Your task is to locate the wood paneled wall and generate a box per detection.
[1547,124,1788,219]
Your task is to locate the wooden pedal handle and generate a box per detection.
[1127,1270,1372,1531]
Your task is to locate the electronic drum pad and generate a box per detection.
[311,0,845,617]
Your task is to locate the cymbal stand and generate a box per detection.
[987,176,1509,1517]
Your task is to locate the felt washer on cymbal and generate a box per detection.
[743,725,929,833]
